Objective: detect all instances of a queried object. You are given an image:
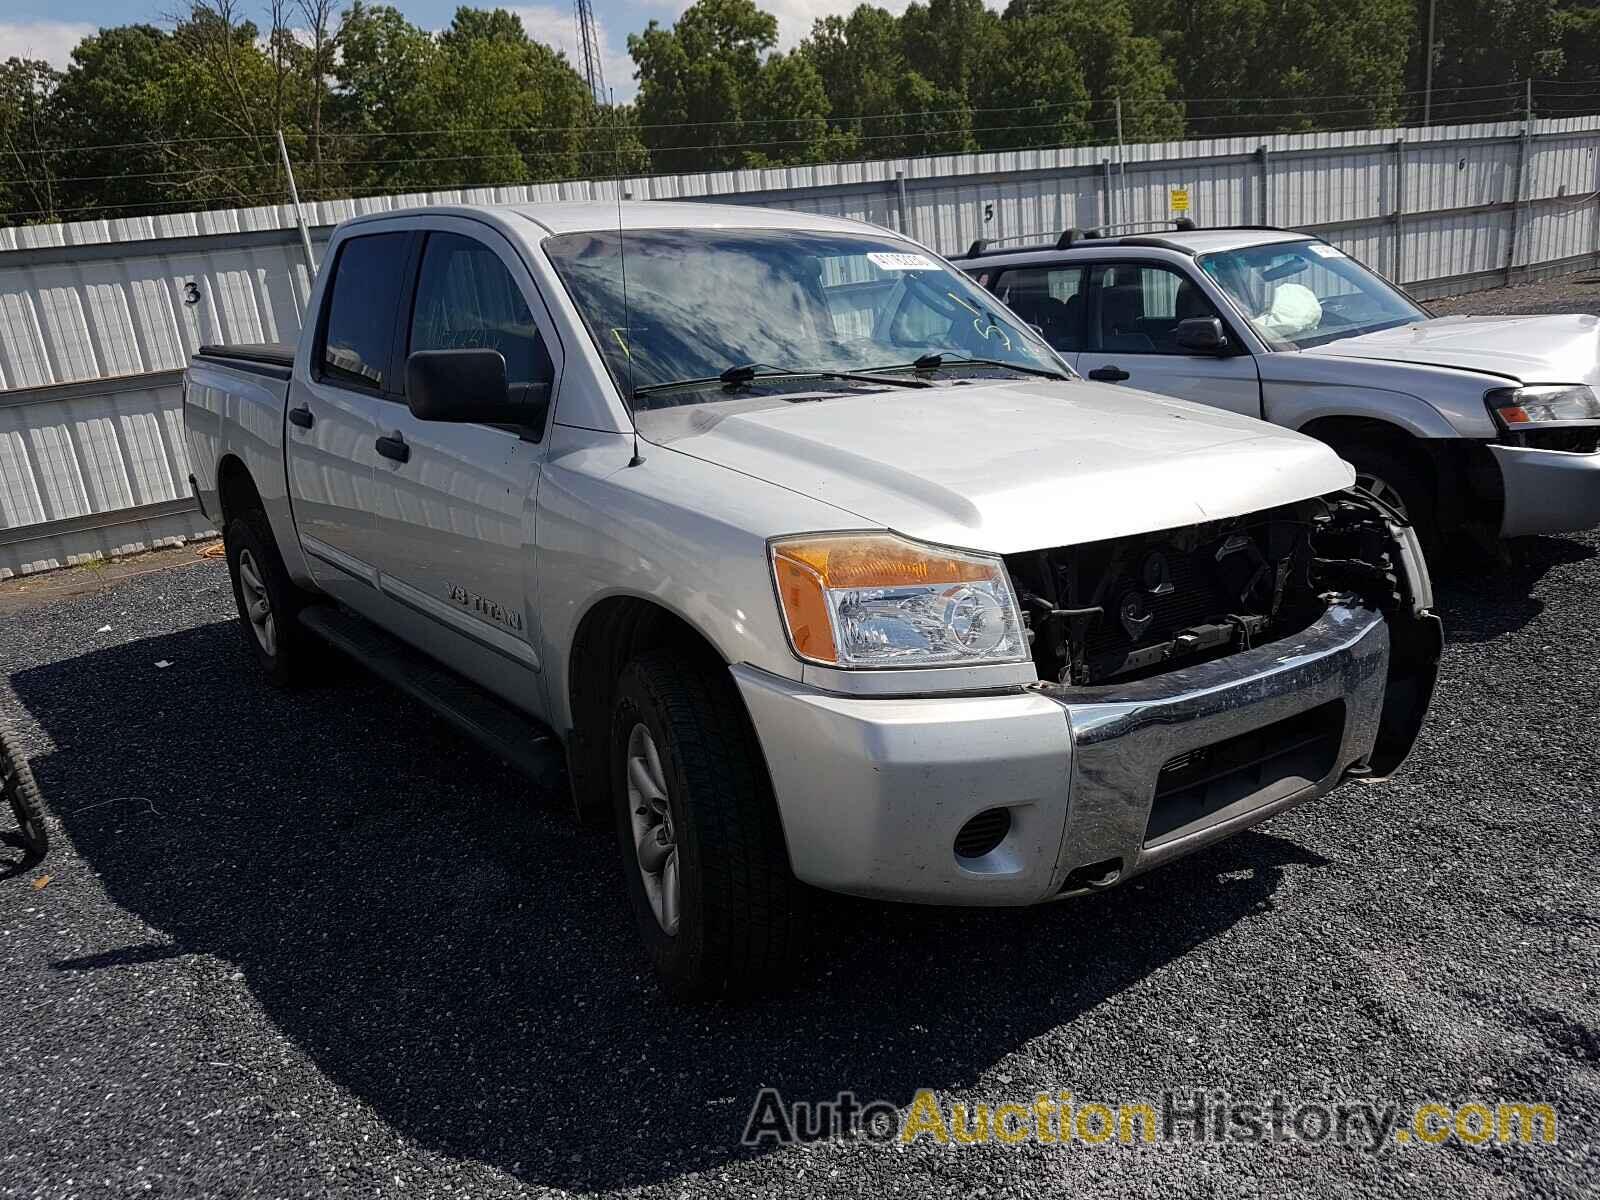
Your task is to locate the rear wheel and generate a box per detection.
[1,729,47,864]
[609,649,807,1000]
[225,510,317,687]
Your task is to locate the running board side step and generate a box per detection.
[298,605,565,785]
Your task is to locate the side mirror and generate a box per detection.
[1175,316,1229,355]
[406,349,550,428]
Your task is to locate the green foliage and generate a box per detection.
[1554,1,1600,86]
[1,0,1597,225]
[0,58,60,221]
[1136,0,1410,133]
[1415,0,1564,99]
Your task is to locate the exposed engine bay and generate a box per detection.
[1007,490,1427,688]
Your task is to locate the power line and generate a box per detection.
[1,102,1545,223]
[0,92,1546,188]
[1,79,1562,161]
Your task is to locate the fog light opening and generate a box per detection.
[954,807,1012,860]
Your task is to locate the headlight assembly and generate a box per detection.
[1486,384,1600,429]
[770,533,1027,668]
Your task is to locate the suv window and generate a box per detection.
[319,232,410,390]
[408,232,553,386]
[1088,263,1221,355]
[991,265,1086,352]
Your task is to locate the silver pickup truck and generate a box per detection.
[957,224,1600,555]
[184,202,1441,998]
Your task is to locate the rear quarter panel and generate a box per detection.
[183,359,313,584]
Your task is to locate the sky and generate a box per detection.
[0,0,919,102]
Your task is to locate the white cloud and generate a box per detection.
[0,19,96,68]
[511,5,638,103]
[759,0,912,49]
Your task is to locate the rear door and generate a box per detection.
[1073,261,1263,417]
[360,221,556,711]
[287,230,415,608]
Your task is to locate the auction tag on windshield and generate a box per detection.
[868,251,939,271]
[1306,242,1345,258]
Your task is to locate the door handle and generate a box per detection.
[375,431,410,464]
[1088,366,1130,383]
[288,405,314,429]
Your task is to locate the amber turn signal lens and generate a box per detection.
[770,534,1022,668]
[771,552,838,663]
[774,535,996,589]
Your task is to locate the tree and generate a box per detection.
[797,4,977,158]
[331,3,443,193]
[1553,1,1600,88]
[1137,0,1406,133]
[746,51,852,165]
[1407,0,1563,121]
[0,58,61,223]
[629,0,780,171]
[50,15,286,214]
[296,0,339,193]
[973,11,1093,150]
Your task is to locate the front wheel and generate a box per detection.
[1,729,48,864]
[609,649,807,1000]
[1329,439,1443,560]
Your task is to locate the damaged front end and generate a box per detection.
[1008,488,1443,780]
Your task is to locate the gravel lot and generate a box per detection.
[1430,271,1600,317]
[2,538,1596,1198]
[2,273,1599,1198]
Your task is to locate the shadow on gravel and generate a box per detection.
[12,621,1325,1192]
[1434,534,1595,643]
[0,831,41,881]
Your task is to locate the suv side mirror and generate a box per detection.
[406,349,550,428]
[1175,316,1229,355]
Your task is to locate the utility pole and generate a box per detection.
[1506,79,1534,286]
[1114,94,1128,229]
[1423,0,1436,127]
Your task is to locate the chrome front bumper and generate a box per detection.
[1493,443,1600,538]
[733,603,1392,906]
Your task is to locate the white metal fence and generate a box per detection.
[2,114,1598,576]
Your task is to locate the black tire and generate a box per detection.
[609,649,807,1000]
[1328,438,1443,560]
[225,509,316,687]
[1,729,48,864]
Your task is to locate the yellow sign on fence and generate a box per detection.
[1170,187,1190,214]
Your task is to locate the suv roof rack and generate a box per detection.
[960,217,1198,260]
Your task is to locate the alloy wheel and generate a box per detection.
[237,547,277,657]
[625,722,680,936]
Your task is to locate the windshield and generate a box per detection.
[542,227,1067,409]
[1198,240,1427,350]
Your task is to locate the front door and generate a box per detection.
[1073,262,1263,418]
[361,223,557,713]
[286,230,414,609]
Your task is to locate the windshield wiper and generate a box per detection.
[632,363,932,400]
[865,353,1072,381]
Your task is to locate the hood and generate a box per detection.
[1304,314,1600,386]
[638,379,1354,554]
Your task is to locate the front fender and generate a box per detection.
[1265,381,1464,440]
[532,424,867,737]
